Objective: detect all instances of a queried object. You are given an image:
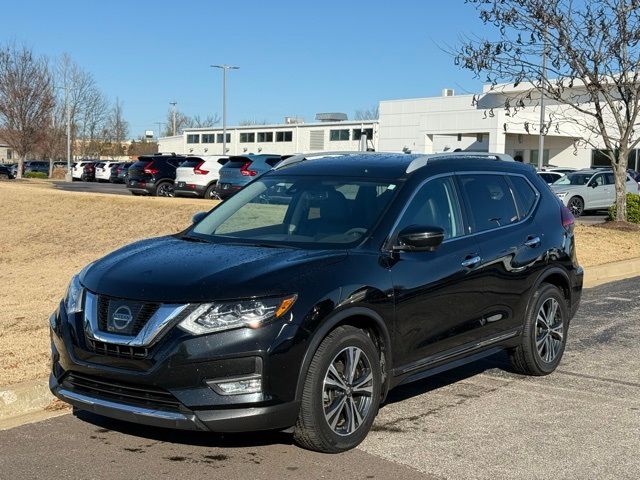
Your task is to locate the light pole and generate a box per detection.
[169,101,177,136]
[538,32,548,171]
[211,64,239,155]
[65,82,71,181]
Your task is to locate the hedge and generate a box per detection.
[23,171,48,179]
[608,193,640,223]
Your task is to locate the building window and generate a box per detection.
[240,132,255,143]
[186,134,200,144]
[276,131,293,142]
[531,149,550,166]
[257,132,273,142]
[352,128,374,140]
[457,133,462,142]
[476,133,484,142]
[216,133,231,143]
[330,129,350,141]
[6,150,12,160]
[201,134,215,143]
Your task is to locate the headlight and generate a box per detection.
[178,294,297,335]
[555,191,568,198]
[65,275,84,314]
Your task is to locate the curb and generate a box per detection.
[0,259,638,429]
[0,379,59,429]
[583,257,640,288]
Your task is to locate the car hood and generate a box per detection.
[80,236,347,303]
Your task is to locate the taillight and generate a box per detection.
[240,161,257,176]
[561,204,575,228]
[194,161,209,175]
[143,161,158,174]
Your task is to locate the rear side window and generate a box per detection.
[459,174,519,232]
[509,176,538,219]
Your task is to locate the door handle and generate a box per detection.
[461,255,481,268]
[524,236,541,248]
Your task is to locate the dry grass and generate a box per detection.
[0,181,638,387]
[0,181,212,386]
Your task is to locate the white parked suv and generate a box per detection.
[95,161,119,182]
[551,169,639,216]
[174,155,227,199]
[71,161,95,180]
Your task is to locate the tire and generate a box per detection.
[510,283,568,376]
[155,181,174,197]
[205,183,221,200]
[567,196,584,217]
[130,191,142,196]
[293,325,381,453]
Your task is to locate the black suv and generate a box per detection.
[126,153,187,196]
[50,152,583,453]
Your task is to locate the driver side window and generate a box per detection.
[591,174,605,187]
[396,176,464,240]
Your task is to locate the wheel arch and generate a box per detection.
[294,307,393,403]
[530,267,572,311]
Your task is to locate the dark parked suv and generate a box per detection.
[126,153,187,196]
[50,152,583,453]
[215,154,282,199]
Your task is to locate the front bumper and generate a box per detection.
[49,301,303,433]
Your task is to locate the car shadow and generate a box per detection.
[73,409,294,448]
[73,351,516,448]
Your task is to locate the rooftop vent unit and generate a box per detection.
[315,112,348,122]
[284,116,304,124]
[442,88,455,97]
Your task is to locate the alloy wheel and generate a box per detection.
[157,183,174,197]
[535,298,564,363]
[567,197,583,216]
[322,346,374,436]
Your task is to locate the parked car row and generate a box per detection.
[123,152,284,198]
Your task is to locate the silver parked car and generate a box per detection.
[551,169,638,216]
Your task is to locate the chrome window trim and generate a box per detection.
[83,291,188,347]
[384,170,540,251]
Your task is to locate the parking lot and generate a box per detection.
[2,278,638,479]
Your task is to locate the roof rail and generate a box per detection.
[273,151,384,170]
[406,151,515,173]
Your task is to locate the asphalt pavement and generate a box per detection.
[1,279,638,479]
[52,180,131,196]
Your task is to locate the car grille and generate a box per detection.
[97,295,160,336]
[62,372,181,410]
[86,338,149,359]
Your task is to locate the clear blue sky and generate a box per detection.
[3,0,486,138]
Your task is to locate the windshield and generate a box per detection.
[553,172,593,186]
[188,176,398,248]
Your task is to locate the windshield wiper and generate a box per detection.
[181,235,212,244]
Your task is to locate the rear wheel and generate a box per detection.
[567,196,584,217]
[205,183,221,200]
[510,283,568,376]
[293,326,381,453]
[155,181,174,197]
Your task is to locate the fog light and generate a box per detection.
[208,375,262,395]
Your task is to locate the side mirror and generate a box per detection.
[589,182,598,188]
[192,211,208,224]
[394,225,445,252]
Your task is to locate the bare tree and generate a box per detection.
[455,0,640,222]
[103,98,129,158]
[0,43,54,178]
[354,105,379,120]
[188,114,221,128]
[161,109,221,135]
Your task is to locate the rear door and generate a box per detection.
[456,172,543,338]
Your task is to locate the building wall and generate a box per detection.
[159,121,378,156]
[0,144,13,163]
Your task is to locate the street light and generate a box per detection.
[211,64,239,155]
[55,83,72,181]
[169,101,177,136]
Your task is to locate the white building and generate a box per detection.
[159,119,378,156]
[0,141,13,164]
[378,85,634,170]
[160,83,633,171]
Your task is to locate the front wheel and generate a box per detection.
[510,283,568,376]
[293,325,381,453]
[567,196,584,217]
